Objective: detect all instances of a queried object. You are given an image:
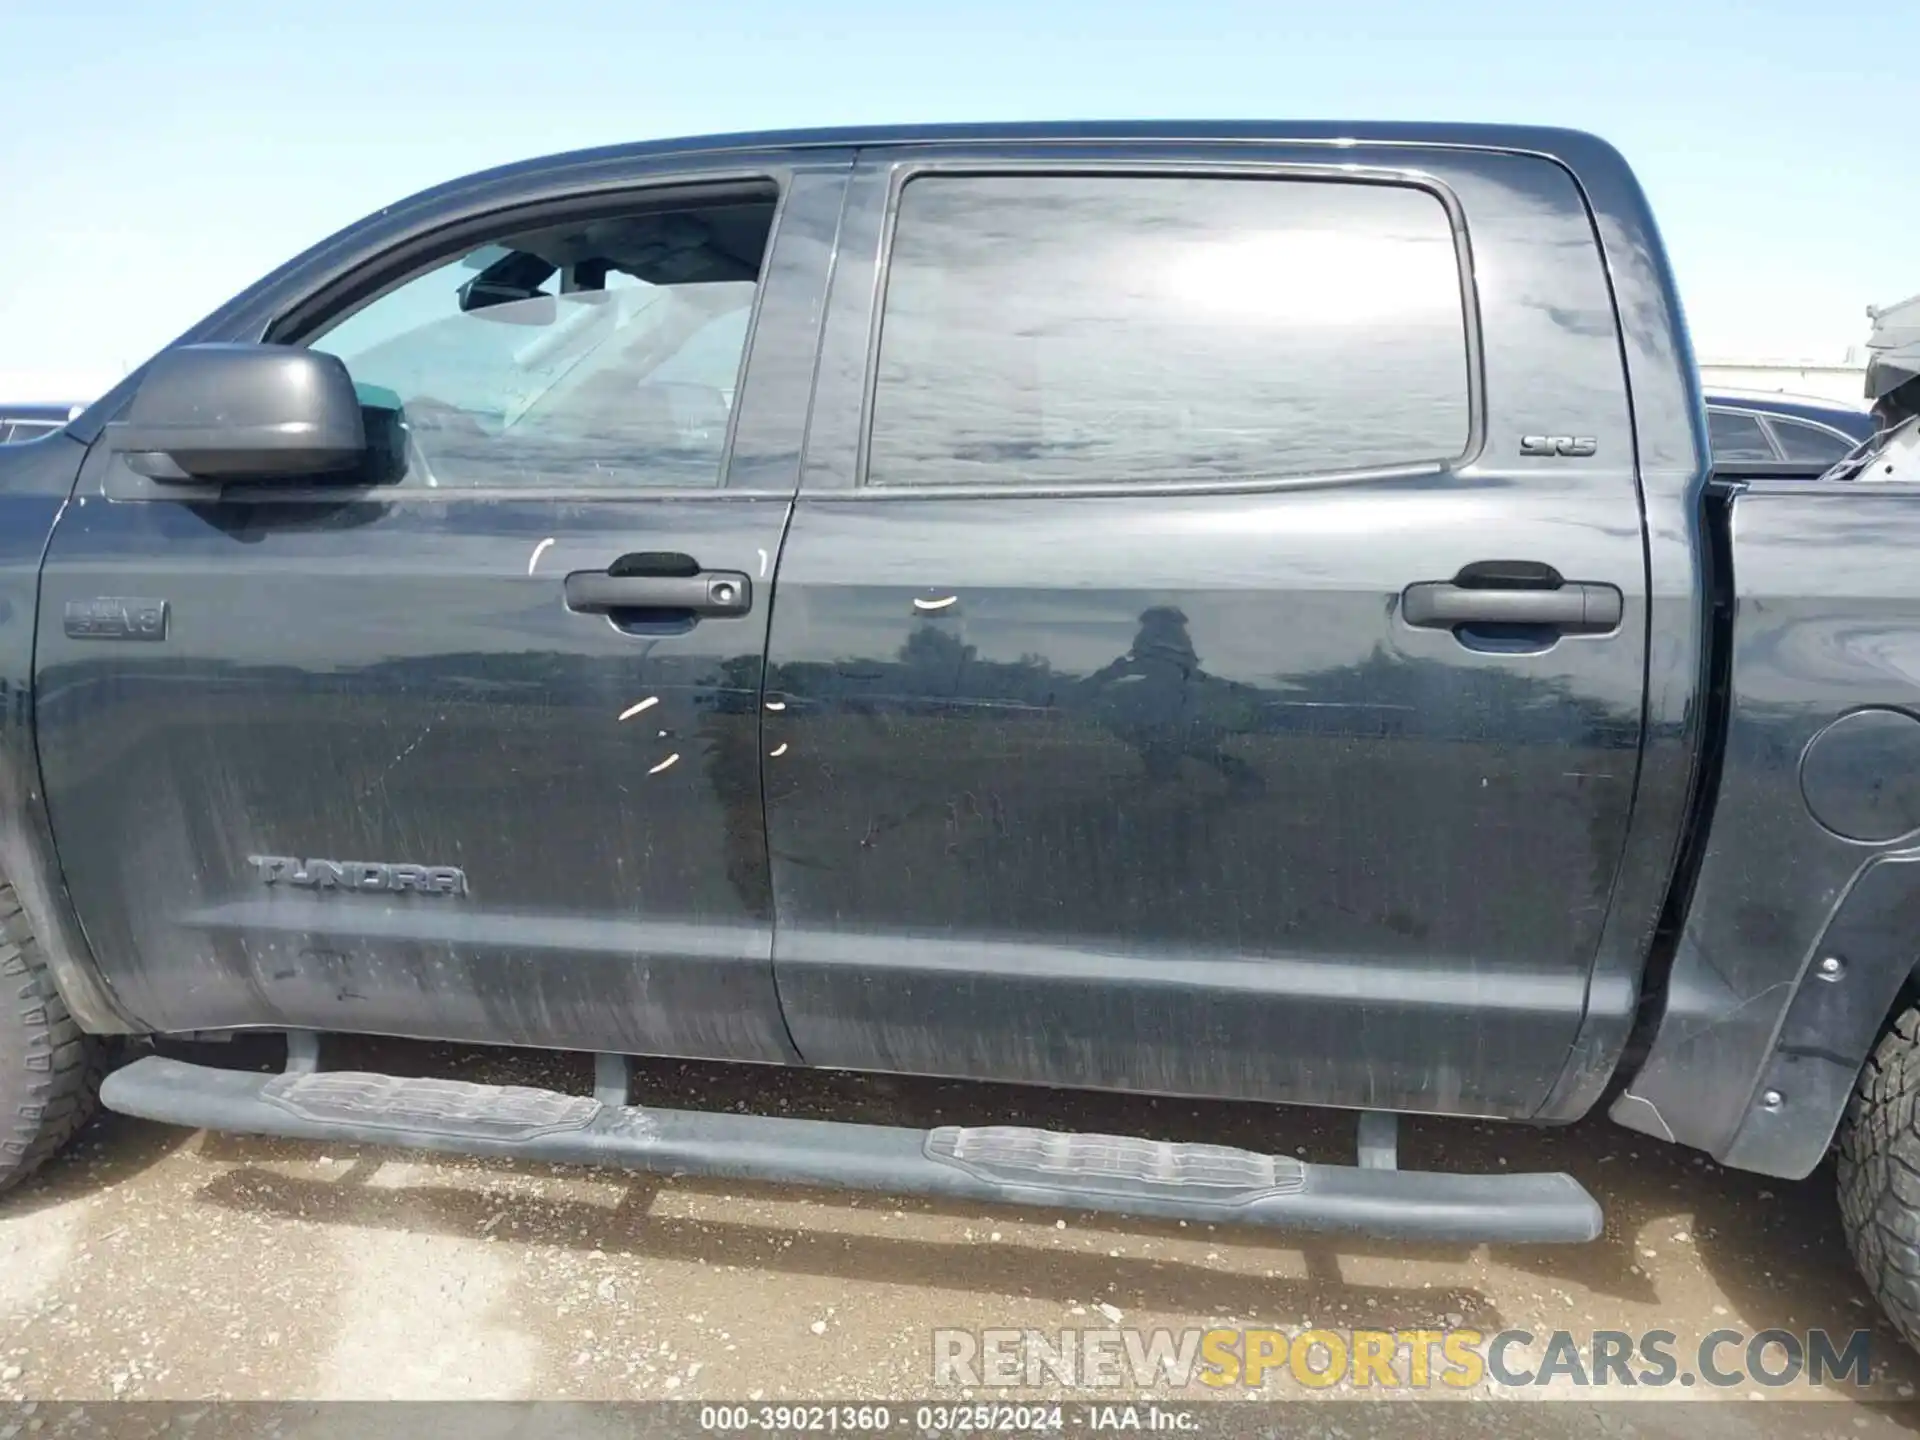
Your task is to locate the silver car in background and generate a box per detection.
[0,403,82,443]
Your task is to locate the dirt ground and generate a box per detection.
[4,1038,1920,1437]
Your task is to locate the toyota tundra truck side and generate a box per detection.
[7,121,1920,1346]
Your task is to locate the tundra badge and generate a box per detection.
[248,856,468,896]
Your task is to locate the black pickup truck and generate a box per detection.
[7,121,1920,1345]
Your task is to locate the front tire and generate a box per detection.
[0,882,103,1194]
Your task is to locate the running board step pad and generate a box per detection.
[924,1125,1306,1202]
[260,1071,599,1142]
[101,1057,1601,1244]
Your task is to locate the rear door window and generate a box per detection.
[1767,416,1855,464]
[867,174,1473,488]
[1707,408,1778,462]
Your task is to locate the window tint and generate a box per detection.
[1768,417,1854,464]
[310,198,775,489]
[1707,408,1777,462]
[868,174,1471,488]
[4,421,57,443]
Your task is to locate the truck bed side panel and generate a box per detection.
[1613,481,1920,1177]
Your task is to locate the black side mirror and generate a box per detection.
[109,344,367,481]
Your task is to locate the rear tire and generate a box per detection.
[1837,1004,1920,1352]
[0,881,104,1194]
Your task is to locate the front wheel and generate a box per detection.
[1837,1004,1920,1352]
[0,882,104,1194]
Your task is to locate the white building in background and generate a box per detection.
[1698,355,1870,408]
[1699,297,1920,410]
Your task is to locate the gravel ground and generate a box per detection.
[3,1038,1919,1437]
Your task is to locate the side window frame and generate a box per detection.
[266,177,786,499]
[266,176,781,346]
[846,155,1485,499]
[77,151,854,503]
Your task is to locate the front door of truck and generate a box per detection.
[763,145,1649,1116]
[34,157,848,1058]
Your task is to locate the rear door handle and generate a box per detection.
[563,570,752,617]
[1402,580,1622,633]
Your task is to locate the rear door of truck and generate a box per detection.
[763,140,1648,1117]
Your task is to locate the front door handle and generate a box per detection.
[1402,577,1622,634]
[564,569,752,617]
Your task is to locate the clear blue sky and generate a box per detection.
[1,0,1911,401]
